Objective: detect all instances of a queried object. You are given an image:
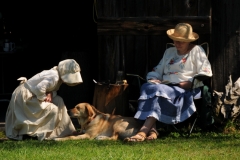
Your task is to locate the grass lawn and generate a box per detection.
[1,130,240,160]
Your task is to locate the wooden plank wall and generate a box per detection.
[96,0,212,87]
[211,0,240,92]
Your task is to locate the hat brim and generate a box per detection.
[166,29,199,42]
[61,72,83,84]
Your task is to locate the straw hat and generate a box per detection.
[58,59,83,84]
[166,23,199,42]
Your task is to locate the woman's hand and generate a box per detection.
[179,81,192,90]
[44,92,53,102]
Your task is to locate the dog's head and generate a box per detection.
[68,103,96,127]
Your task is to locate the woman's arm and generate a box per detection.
[189,45,213,89]
[194,46,212,77]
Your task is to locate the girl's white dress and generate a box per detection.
[5,67,76,141]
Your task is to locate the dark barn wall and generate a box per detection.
[0,1,98,109]
[212,0,240,92]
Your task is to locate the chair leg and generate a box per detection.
[188,116,198,137]
[171,125,185,137]
[171,114,198,138]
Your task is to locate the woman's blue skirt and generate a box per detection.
[134,83,201,124]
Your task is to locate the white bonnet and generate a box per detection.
[58,59,83,84]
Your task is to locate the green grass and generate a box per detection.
[1,131,240,160]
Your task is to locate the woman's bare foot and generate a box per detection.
[146,129,159,140]
[124,132,146,142]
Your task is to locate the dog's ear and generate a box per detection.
[85,103,96,119]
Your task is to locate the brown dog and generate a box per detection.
[54,103,141,141]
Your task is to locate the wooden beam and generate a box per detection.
[97,17,211,35]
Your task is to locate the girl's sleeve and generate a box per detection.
[33,77,58,101]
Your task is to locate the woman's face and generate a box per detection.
[61,78,81,86]
[173,41,190,54]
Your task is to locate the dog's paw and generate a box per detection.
[95,136,111,140]
[52,137,64,141]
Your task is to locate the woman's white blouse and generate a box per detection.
[146,45,212,88]
[25,67,62,101]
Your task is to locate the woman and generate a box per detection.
[124,23,213,142]
[5,59,83,141]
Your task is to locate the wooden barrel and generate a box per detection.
[92,83,129,116]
